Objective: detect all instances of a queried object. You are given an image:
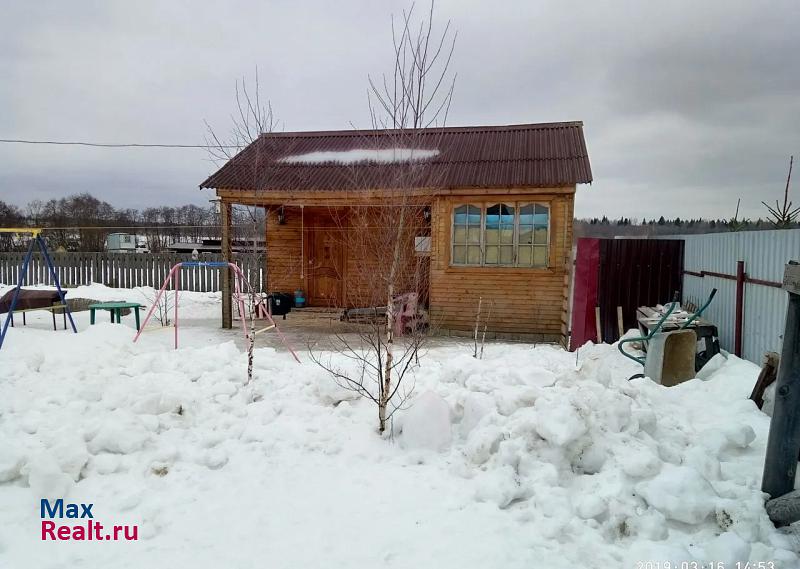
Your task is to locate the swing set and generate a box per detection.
[0,229,77,350]
[132,261,300,362]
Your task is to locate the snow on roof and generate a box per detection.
[278,147,440,165]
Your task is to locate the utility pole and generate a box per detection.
[762,261,800,525]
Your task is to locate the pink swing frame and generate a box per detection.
[132,261,300,362]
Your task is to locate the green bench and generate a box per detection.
[89,302,143,331]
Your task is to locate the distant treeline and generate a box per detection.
[575,215,798,239]
[2,193,796,252]
[0,193,262,252]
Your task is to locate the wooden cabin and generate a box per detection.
[200,121,592,344]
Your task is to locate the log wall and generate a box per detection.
[429,189,575,342]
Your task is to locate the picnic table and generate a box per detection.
[89,302,142,331]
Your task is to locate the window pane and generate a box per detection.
[533,246,547,266]
[467,246,482,264]
[500,246,513,264]
[453,245,466,264]
[518,247,532,266]
[453,227,467,243]
[501,205,515,225]
[520,228,533,245]
[500,228,514,244]
[488,203,513,216]
[534,204,549,225]
[534,227,548,244]
[485,228,499,245]
[486,204,500,229]
[467,205,481,226]
[468,227,481,244]
[519,204,534,225]
[454,205,468,226]
[485,246,498,264]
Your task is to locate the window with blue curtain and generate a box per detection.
[451,202,549,267]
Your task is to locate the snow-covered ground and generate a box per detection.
[1,284,798,568]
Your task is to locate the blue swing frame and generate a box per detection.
[0,232,78,350]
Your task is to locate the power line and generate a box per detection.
[0,224,425,231]
[0,138,241,149]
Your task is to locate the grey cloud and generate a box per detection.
[1,0,798,221]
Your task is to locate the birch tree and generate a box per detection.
[311,1,456,433]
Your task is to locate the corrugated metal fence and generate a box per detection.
[0,252,266,292]
[673,229,800,364]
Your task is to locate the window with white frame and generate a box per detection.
[451,202,550,267]
[451,204,482,265]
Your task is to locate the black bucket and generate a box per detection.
[267,293,293,318]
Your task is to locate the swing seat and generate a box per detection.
[643,329,697,387]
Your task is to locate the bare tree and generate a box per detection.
[763,156,798,228]
[472,296,482,358]
[728,198,745,232]
[204,69,277,268]
[311,1,456,433]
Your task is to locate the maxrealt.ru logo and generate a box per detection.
[40,499,138,541]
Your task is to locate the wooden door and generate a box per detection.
[307,230,344,307]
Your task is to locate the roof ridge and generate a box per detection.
[257,121,585,139]
[261,156,589,166]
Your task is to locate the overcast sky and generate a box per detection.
[1,0,798,220]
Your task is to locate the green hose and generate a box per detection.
[617,292,680,365]
[617,288,717,366]
[679,288,717,330]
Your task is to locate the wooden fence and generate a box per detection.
[0,252,266,292]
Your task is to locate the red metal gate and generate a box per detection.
[571,238,684,348]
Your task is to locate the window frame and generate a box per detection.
[450,203,485,267]
[449,201,551,269]
[515,202,551,268]
[483,202,517,267]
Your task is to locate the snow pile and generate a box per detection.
[393,343,798,565]
[400,391,452,451]
[279,147,440,164]
[0,286,797,567]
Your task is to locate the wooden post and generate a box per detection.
[762,262,800,524]
[594,306,602,343]
[616,306,624,338]
[221,201,233,329]
[734,260,745,357]
[750,352,780,409]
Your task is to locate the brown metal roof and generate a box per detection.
[199,121,592,192]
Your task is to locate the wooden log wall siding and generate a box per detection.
[264,206,308,297]
[264,204,428,309]
[0,252,266,293]
[260,190,575,341]
[429,190,575,342]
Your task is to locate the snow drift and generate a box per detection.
[0,285,797,567]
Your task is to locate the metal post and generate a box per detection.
[38,235,77,334]
[221,201,233,329]
[762,262,800,515]
[174,268,180,350]
[133,263,180,343]
[0,238,36,349]
[734,260,745,357]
